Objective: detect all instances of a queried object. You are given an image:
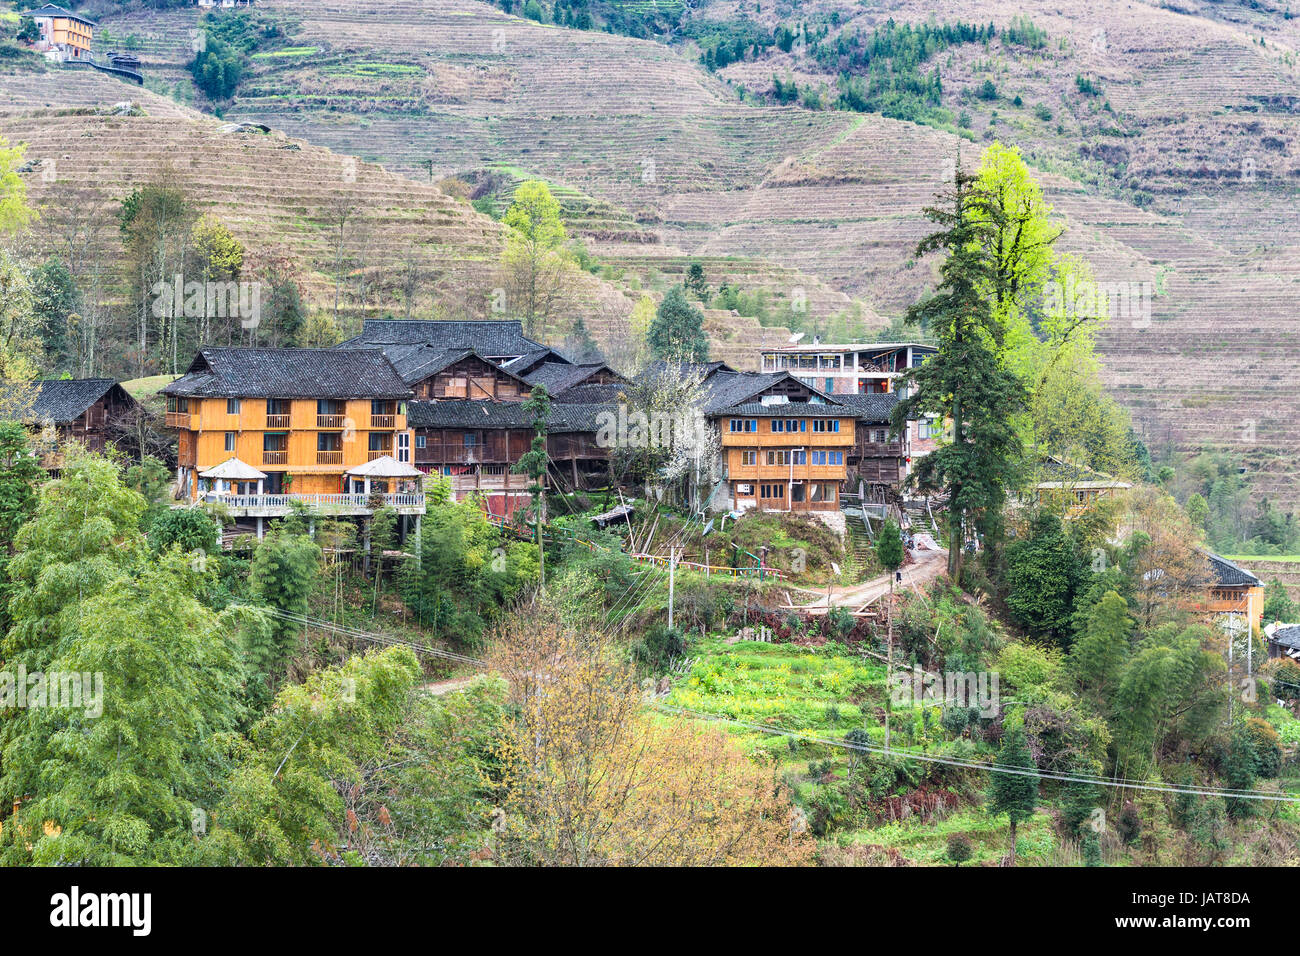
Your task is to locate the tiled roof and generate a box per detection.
[832,392,899,422]
[556,382,628,404]
[699,371,839,415]
[0,378,129,423]
[712,402,850,418]
[503,347,570,375]
[407,400,612,433]
[1270,625,1300,651]
[337,319,546,358]
[163,348,412,400]
[1206,552,1262,589]
[524,362,621,395]
[25,5,95,25]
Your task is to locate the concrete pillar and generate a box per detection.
[256,516,264,540]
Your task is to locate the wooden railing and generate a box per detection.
[165,411,191,428]
[370,414,396,429]
[317,450,343,465]
[367,449,392,461]
[317,415,346,429]
[263,451,288,465]
[266,414,290,429]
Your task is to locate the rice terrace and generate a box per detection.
[0,0,1294,937]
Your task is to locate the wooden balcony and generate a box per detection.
[367,448,392,461]
[858,441,904,457]
[263,451,288,466]
[266,414,290,429]
[370,414,396,429]
[165,411,192,428]
[317,450,343,465]
[317,415,346,429]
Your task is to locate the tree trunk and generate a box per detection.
[1008,818,1018,866]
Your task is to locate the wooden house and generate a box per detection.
[0,378,141,465]
[1202,552,1264,630]
[702,372,855,513]
[162,348,423,526]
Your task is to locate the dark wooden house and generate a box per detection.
[1,378,142,463]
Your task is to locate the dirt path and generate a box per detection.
[420,676,479,696]
[785,546,948,615]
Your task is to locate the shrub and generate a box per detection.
[946,833,973,865]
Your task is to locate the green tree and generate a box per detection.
[0,421,45,635]
[513,384,551,594]
[0,553,247,865]
[502,180,570,337]
[685,261,709,301]
[1185,492,1209,533]
[1003,511,1083,644]
[28,257,78,373]
[893,164,1025,579]
[1262,579,1296,625]
[648,285,709,362]
[0,135,34,235]
[876,519,904,749]
[1069,589,1132,699]
[986,724,1038,865]
[247,529,321,705]
[196,647,425,866]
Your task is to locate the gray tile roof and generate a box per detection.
[524,362,621,395]
[712,402,851,418]
[1207,552,1262,589]
[556,382,628,404]
[338,319,548,359]
[163,348,412,400]
[0,378,131,423]
[832,392,900,422]
[1271,625,1300,651]
[408,399,613,433]
[698,371,839,415]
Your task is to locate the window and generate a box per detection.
[759,484,786,500]
[875,429,888,443]
[415,435,427,449]
[812,419,840,433]
[318,433,342,452]
[771,419,804,433]
[811,451,842,466]
[766,450,793,466]
[825,378,833,392]
[226,398,240,415]
[263,434,286,452]
[791,483,805,503]
[464,432,478,447]
[267,398,289,416]
[729,419,758,433]
[740,450,756,466]
[792,450,806,465]
[224,432,236,452]
[397,432,411,463]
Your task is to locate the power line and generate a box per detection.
[257,611,1300,802]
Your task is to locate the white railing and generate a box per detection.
[208,493,425,511]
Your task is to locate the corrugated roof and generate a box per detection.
[163,348,411,400]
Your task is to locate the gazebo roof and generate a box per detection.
[345,455,423,478]
[199,457,268,481]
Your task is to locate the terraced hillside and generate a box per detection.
[9,0,1300,506]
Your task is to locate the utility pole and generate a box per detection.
[667,547,676,630]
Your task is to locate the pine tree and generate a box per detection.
[893,164,1026,580]
[648,285,709,362]
[986,724,1038,865]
